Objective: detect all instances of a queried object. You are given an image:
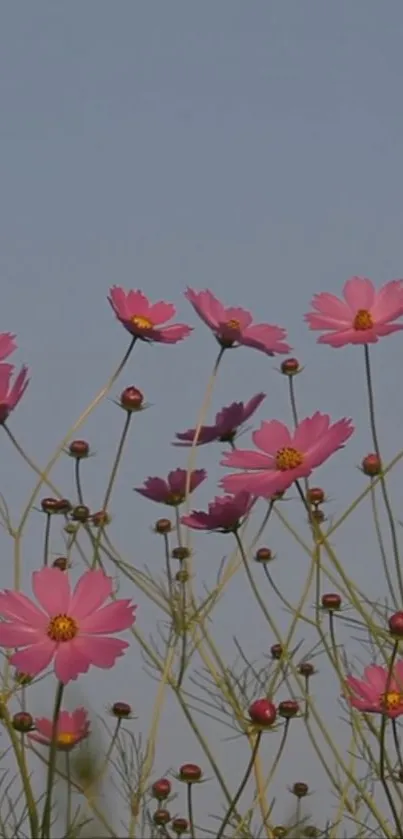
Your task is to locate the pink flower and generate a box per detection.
[344,663,403,719]
[0,568,136,684]
[184,288,291,356]
[305,276,403,347]
[135,468,206,506]
[174,393,266,447]
[108,286,192,344]
[0,333,17,361]
[0,364,29,423]
[181,491,254,532]
[220,412,354,497]
[28,707,90,750]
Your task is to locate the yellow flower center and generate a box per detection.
[166,492,184,506]
[57,732,77,746]
[381,690,403,711]
[226,318,241,330]
[275,446,304,471]
[47,614,78,642]
[353,309,374,331]
[131,315,153,330]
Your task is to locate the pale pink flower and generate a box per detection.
[184,288,291,356]
[29,707,90,750]
[0,333,17,361]
[0,568,136,684]
[135,468,206,506]
[0,364,29,424]
[344,663,403,719]
[108,286,192,344]
[220,412,354,497]
[174,393,266,447]
[181,492,254,532]
[305,276,403,347]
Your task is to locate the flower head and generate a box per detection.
[181,491,253,533]
[0,568,136,684]
[220,412,354,498]
[135,468,206,506]
[345,662,403,718]
[108,286,192,344]
[174,393,266,447]
[185,288,291,356]
[0,364,29,424]
[28,707,90,750]
[0,333,17,361]
[305,276,403,347]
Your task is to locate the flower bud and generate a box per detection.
[362,453,382,476]
[321,593,342,611]
[41,497,60,514]
[14,671,33,686]
[155,518,172,535]
[270,643,283,660]
[248,698,277,727]
[69,440,90,458]
[273,828,288,839]
[176,569,189,584]
[71,505,90,523]
[171,546,191,561]
[172,817,189,835]
[389,612,403,637]
[255,547,273,563]
[55,499,72,515]
[12,712,34,733]
[278,700,299,719]
[281,357,300,375]
[178,763,202,783]
[153,809,171,826]
[52,557,69,571]
[92,510,111,528]
[292,781,309,798]
[151,778,171,801]
[112,701,132,718]
[298,661,315,678]
[120,386,144,412]
[307,487,325,506]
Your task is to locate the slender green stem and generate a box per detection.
[92,410,132,568]
[176,562,187,690]
[364,344,403,600]
[163,532,174,603]
[75,458,85,505]
[3,423,62,496]
[216,731,262,839]
[65,752,72,837]
[392,718,403,776]
[2,709,39,839]
[41,681,64,838]
[369,478,398,608]
[43,513,51,568]
[187,783,196,839]
[288,376,299,428]
[379,642,403,839]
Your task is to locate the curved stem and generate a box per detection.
[187,783,196,839]
[364,344,403,600]
[75,458,85,505]
[43,513,51,567]
[41,681,64,838]
[216,731,262,839]
[3,423,62,496]
[379,642,403,839]
[92,409,132,568]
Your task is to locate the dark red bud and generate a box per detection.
[171,546,191,560]
[172,816,189,835]
[307,487,325,506]
[155,518,172,534]
[92,510,111,528]
[112,701,132,718]
[120,386,144,412]
[41,497,60,514]
[153,809,171,826]
[248,698,277,727]
[321,593,342,611]
[255,547,273,563]
[362,453,382,476]
[12,712,34,733]
[55,499,72,514]
[151,778,172,801]
[270,643,283,660]
[278,699,300,719]
[178,763,202,783]
[68,440,90,458]
[389,612,403,637]
[292,781,309,798]
[298,661,315,678]
[52,557,69,571]
[281,357,300,375]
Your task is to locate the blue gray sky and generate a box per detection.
[1,3,403,832]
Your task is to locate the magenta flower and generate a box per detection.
[0,568,136,684]
[108,286,192,344]
[305,276,403,347]
[29,707,90,751]
[181,491,254,532]
[345,663,403,719]
[184,288,291,356]
[0,333,17,361]
[0,364,29,424]
[174,392,266,447]
[220,412,354,497]
[135,468,206,506]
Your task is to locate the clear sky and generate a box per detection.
[1,3,403,833]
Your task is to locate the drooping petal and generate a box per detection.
[10,639,56,677]
[69,570,113,621]
[80,600,135,634]
[32,568,71,616]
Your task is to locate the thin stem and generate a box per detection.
[65,752,72,837]
[41,681,64,838]
[392,718,403,776]
[379,642,403,839]
[3,423,62,496]
[163,532,174,603]
[75,458,85,505]
[176,564,187,689]
[2,708,39,839]
[187,783,196,839]
[216,731,262,839]
[92,409,132,568]
[43,513,51,568]
[364,344,403,600]
[288,376,299,428]
[369,478,398,608]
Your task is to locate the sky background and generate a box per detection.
[2,2,403,833]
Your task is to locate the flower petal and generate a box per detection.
[0,591,47,628]
[32,568,71,616]
[10,639,56,677]
[0,623,45,647]
[73,635,129,669]
[343,276,375,313]
[252,420,292,455]
[80,600,136,634]
[70,570,113,621]
[54,640,91,683]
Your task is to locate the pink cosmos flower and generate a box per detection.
[184,288,291,356]
[220,412,354,497]
[344,662,403,719]
[174,393,266,447]
[181,491,254,532]
[305,276,403,347]
[29,707,90,751]
[108,286,192,344]
[0,364,29,424]
[135,468,206,506]
[0,568,136,684]
[0,333,17,361]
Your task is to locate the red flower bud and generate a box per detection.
[112,701,132,718]
[12,712,34,733]
[172,817,189,835]
[292,781,309,798]
[68,440,90,458]
[281,357,300,375]
[178,763,202,783]
[41,497,60,514]
[92,510,111,528]
[151,778,171,801]
[389,612,403,637]
[52,557,69,571]
[270,643,283,660]
[362,453,382,476]
[155,518,172,534]
[306,487,325,506]
[278,699,300,719]
[248,698,277,727]
[321,593,342,611]
[255,547,273,563]
[153,809,171,826]
[55,499,72,515]
[120,386,144,412]
[298,661,315,678]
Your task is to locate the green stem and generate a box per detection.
[288,376,299,428]
[92,409,133,568]
[392,718,403,776]
[75,458,85,505]
[176,563,187,690]
[3,423,62,496]
[163,532,174,603]
[379,642,403,839]
[216,731,262,839]
[3,710,39,839]
[41,681,64,838]
[65,752,72,837]
[187,782,196,839]
[364,344,403,600]
[43,513,51,568]
[369,478,398,608]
